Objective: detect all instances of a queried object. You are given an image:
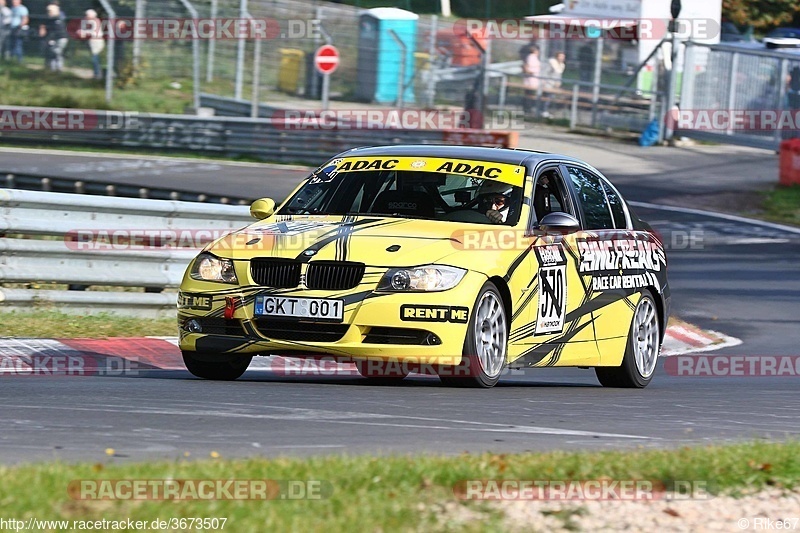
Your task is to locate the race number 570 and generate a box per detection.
[535,265,567,335]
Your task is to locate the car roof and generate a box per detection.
[768,27,800,36]
[339,144,585,167]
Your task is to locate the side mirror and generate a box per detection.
[250,198,276,220]
[538,212,581,234]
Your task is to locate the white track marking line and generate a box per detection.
[6,404,652,440]
[628,201,800,235]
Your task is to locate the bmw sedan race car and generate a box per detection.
[178,145,670,388]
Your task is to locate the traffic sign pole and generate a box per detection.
[322,73,331,111]
[314,44,340,113]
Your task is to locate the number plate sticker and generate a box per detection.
[254,295,344,322]
[534,244,568,335]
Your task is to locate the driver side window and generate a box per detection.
[532,169,571,225]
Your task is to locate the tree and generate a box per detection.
[723,0,800,30]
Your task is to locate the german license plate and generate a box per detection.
[254,295,344,322]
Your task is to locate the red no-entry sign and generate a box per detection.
[314,45,340,75]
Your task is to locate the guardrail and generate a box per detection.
[3,172,252,205]
[0,188,252,318]
[0,105,518,166]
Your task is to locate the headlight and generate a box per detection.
[377,265,466,292]
[190,253,238,284]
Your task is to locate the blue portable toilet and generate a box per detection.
[355,8,418,104]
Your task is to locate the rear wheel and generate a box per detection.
[439,282,508,388]
[595,292,660,388]
[182,351,252,381]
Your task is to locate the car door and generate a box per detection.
[509,164,600,368]
[563,164,641,364]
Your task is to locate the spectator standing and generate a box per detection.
[47,0,64,21]
[78,9,104,79]
[540,51,566,118]
[521,43,541,116]
[39,3,67,71]
[8,0,28,63]
[0,0,11,61]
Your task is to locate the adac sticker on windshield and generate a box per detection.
[329,156,525,187]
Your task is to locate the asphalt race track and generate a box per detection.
[1,147,799,464]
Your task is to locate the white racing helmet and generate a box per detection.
[477,179,513,199]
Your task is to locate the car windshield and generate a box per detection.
[278,157,526,226]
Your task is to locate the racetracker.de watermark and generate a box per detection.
[63,228,363,252]
[665,356,800,377]
[453,18,720,41]
[0,355,142,377]
[453,479,712,501]
[67,17,323,40]
[272,109,526,131]
[67,479,332,500]
[269,357,525,378]
[0,109,139,131]
[668,109,800,132]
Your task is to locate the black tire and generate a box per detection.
[182,351,252,381]
[595,292,660,388]
[439,281,508,388]
[354,360,409,383]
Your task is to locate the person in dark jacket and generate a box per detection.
[39,2,67,71]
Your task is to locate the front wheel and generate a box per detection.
[182,351,252,381]
[595,292,660,388]
[439,282,508,388]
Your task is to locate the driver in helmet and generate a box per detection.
[477,179,513,224]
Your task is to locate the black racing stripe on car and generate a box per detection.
[294,218,377,262]
[623,296,636,312]
[561,240,590,294]
[294,219,398,262]
[240,320,260,337]
[510,320,537,343]
[546,317,596,366]
[511,281,538,323]
[517,319,595,367]
[511,343,557,367]
[503,247,533,283]
[586,289,640,316]
[225,340,263,354]
[341,290,376,306]
[510,286,595,343]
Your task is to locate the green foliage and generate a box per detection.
[0,442,798,531]
[723,0,800,30]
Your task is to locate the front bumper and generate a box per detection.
[177,271,487,366]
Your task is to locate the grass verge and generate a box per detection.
[0,311,176,338]
[0,441,797,531]
[762,185,800,227]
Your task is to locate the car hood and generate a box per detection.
[206,215,490,266]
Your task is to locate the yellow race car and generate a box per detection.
[178,145,670,388]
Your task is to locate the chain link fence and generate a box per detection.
[679,42,800,150]
[88,0,664,136]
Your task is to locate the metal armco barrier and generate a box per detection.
[3,172,252,205]
[0,105,518,166]
[0,189,252,318]
[199,94,281,118]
